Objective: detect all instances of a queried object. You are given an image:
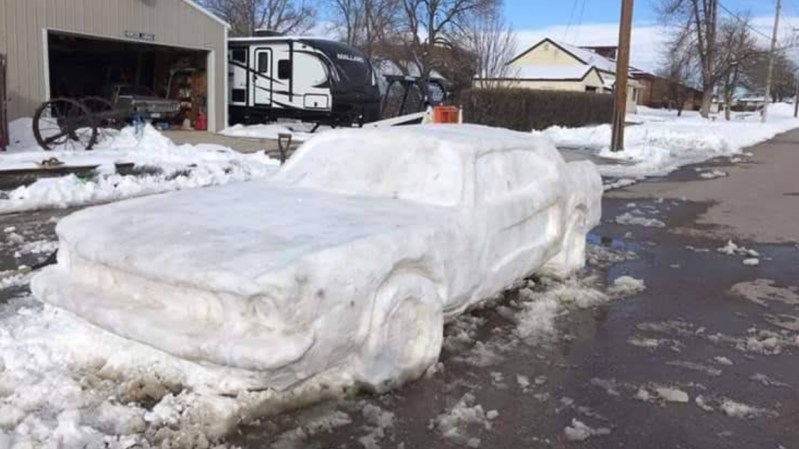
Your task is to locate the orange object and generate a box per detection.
[195,112,208,131]
[433,106,460,124]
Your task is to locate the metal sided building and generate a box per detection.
[0,0,229,132]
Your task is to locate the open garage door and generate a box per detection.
[47,32,210,128]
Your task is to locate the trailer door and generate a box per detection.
[252,48,273,106]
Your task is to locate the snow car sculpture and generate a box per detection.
[32,125,602,391]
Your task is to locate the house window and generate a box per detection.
[278,60,291,79]
[586,86,598,93]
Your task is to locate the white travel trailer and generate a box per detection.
[228,36,382,126]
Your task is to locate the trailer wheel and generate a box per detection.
[33,98,98,151]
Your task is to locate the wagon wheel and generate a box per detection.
[82,96,124,145]
[33,98,98,151]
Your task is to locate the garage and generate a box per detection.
[0,0,229,132]
[48,32,210,127]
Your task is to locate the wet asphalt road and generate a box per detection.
[1,152,798,448]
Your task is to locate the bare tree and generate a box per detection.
[325,0,402,59]
[201,0,316,36]
[658,0,719,117]
[398,0,500,86]
[458,8,518,88]
[716,18,758,119]
[659,37,695,116]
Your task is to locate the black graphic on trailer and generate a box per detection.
[228,37,381,126]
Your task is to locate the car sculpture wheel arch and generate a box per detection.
[543,203,590,278]
[358,271,444,392]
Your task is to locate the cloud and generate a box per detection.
[514,16,798,74]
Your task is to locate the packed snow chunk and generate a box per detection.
[615,212,666,228]
[32,124,603,393]
[720,399,767,418]
[717,240,759,257]
[1,122,280,213]
[563,418,611,441]
[515,277,606,342]
[742,258,760,266]
[357,402,395,449]
[650,385,690,403]
[434,393,492,444]
[699,169,728,179]
[608,275,646,296]
[713,356,734,366]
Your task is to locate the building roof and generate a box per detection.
[182,0,231,29]
[508,38,622,75]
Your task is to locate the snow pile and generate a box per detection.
[357,403,395,449]
[0,294,363,448]
[563,418,610,441]
[2,120,280,213]
[220,122,324,142]
[433,393,494,447]
[533,104,799,179]
[717,240,760,258]
[515,277,607,342]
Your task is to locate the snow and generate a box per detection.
[713,356,734,366]
[717,240,760,257]
[608,275,646,296]
[614,212,665,228]
[220,122,323,142]
[533,104,799,180]
[433,393,492,444]
[563,418,611,441]
[742,258,760,266]
[720,399,766,418]
[1,120,280,213]
[698,169,727,179]
[0,294,363,448]
[32,124,603,392]
[654,386,690,403]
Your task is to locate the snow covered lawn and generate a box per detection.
[220,122,325,142]
[1,119,280,213]
[533,104,799,182]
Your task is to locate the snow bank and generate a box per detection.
[1,120,280,213]
[220,122,324,142]
[533,104,799,179]
[0,295,364,448]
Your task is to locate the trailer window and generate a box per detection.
[257,53,270,73]
[278,60,291,80]
[231,49,246,64]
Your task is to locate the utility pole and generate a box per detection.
[763,0,782,123]
[611,0,634,152]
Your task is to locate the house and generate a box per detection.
[477,38,641,113]
[0,0,229,132]
[633,71,703,111]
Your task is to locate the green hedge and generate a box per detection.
[459,88,614,131]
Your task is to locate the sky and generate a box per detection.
[505,0,796,73]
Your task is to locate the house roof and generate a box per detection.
[508,38,621,75]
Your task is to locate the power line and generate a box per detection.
[718,1,774,40]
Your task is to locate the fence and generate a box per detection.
[0,54,7,151]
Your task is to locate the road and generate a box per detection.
[1,130,798,448]
[226,130,799,448]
